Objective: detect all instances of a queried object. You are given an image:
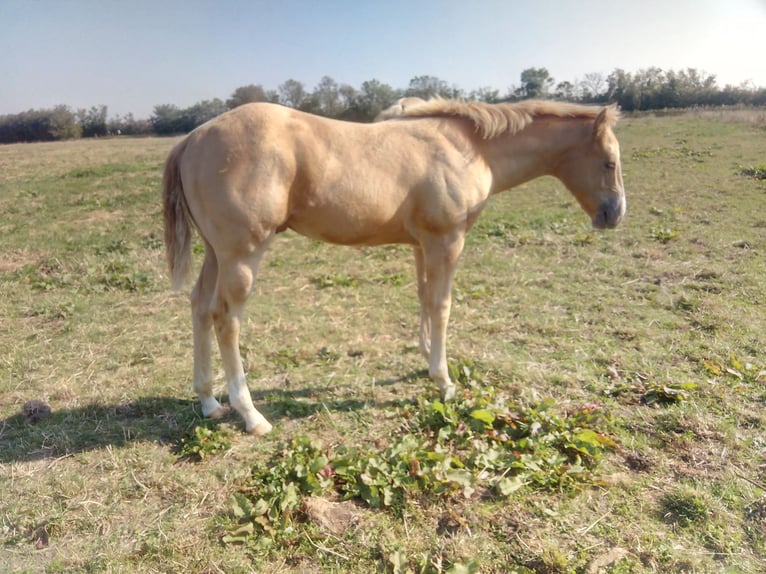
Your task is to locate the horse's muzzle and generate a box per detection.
[591,195,626,229]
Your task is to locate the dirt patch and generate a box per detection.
[71,209,122,226]
[624,450,655,473]
[586,547,630,573]
[0,249,37,274]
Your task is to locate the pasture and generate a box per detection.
[1,110,765,573]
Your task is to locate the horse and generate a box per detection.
[162,98,626,435]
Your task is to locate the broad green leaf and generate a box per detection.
[221,522,254,544]
[231,494,251,518]
[362,484,380,508]
[444,468,473,487]
[497,475,525,496]
[252,498,270,516]
[279,483,300,512]
[382,485,395,506]
[574,428,616,449]
[470,408,496,426]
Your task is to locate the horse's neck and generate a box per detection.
[484,119,585,194]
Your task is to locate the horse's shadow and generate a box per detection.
[0,370,426,464]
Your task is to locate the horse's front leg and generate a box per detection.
[413,246,430,359]
[420,232,466,401]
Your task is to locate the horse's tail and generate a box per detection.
[162,138,193,291]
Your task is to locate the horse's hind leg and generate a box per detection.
[212,239,274,435]
[191,246,227,419]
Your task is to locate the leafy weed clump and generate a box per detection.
[660,487,709,527]
[223,364,616,551]
[97,261,153,292]
[737,164,766,180]
[179,424,233,461]
[702,354,766,386]
[650,226,679,244]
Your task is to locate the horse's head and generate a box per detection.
[554,105,626,229]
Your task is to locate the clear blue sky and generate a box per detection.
[1,0,765,118]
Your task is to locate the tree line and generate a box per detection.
[2,67,765,143]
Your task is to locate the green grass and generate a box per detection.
[1,112,766,572]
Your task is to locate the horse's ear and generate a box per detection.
[593,108,609,140]
[593,104,619,141]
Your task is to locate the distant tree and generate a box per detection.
[750,87,766,106]
[517,67,555,99]
[106,68,766,138]
[51,106,82,139]
[0,110,36,142]
[151,99,226,135]
[278,79,307,109]
[469,87,501,103]
[77,105,108,137]
[660,68,718,108]
[308,76,344,117]
[606,68,640,110]
[151,104,184,135]
[716,81,766,106]
[344,79,398,122]
[554,81,576,101]
[184,99,227,129]
[338,84,358,111]
[405,75,458,99]
[632,67,666,109]
[0,106,81,142]
[579,72,607,102]
[345,79,402,122]
[226,84,274,109]
[107,113,152,136]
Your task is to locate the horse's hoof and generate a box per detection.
[440,384,456,402]
[247,420,273,436]
[207,405,231,419]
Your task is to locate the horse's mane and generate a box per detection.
[384,98,619,139]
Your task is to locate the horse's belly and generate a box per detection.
[287,215,415,246]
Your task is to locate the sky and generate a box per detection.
[1,0,765,118]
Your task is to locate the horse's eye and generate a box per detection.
[605,161,616,170]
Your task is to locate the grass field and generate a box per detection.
[1,110,766,573]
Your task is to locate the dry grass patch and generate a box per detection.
[2,110,766,572]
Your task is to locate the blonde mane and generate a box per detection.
[388,98,619,139]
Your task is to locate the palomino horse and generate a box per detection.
[163,98,625,435]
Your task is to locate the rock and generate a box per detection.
[302,496,359,535]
